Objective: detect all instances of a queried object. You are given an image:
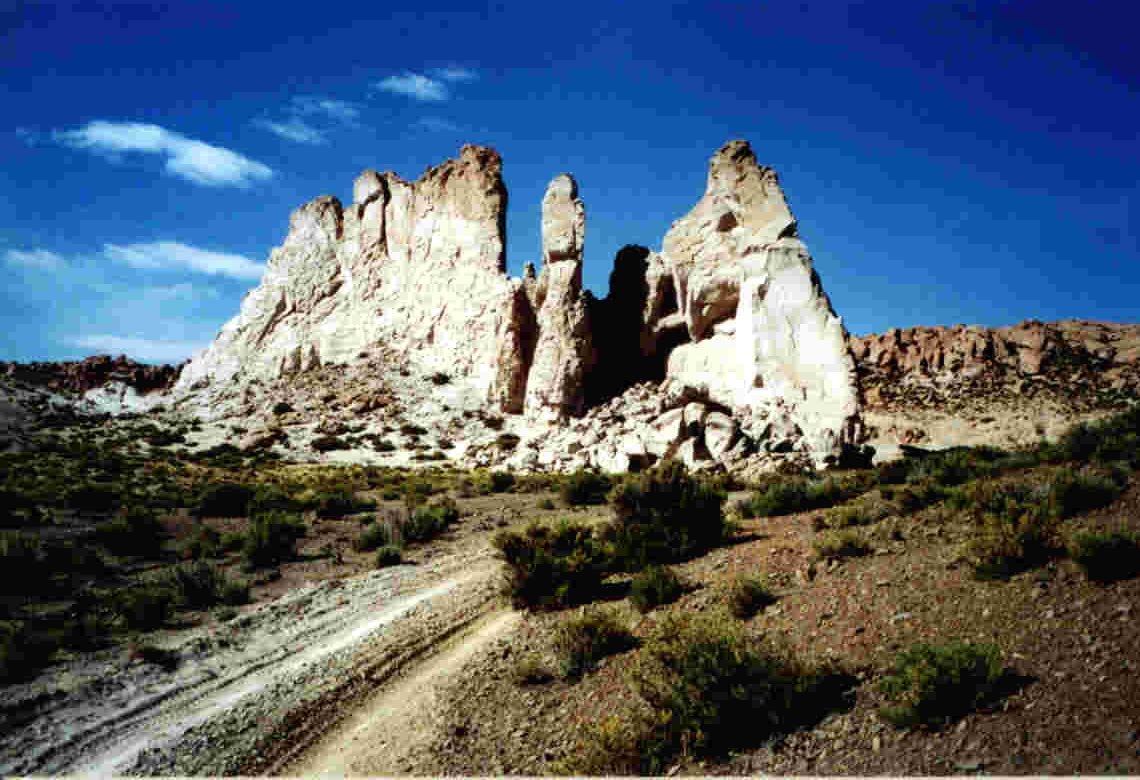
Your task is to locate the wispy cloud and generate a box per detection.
[55,121,273,188]
[256,95,362,145]
[5,248,67,271]
[103,241,264,280]
[415,116,462,133]
[292,96,361,123]
[66,334,208,364]
[255,118,327,145]
[376,72,449,102]
[431,66,478,83]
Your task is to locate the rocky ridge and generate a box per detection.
[0,355,181,396]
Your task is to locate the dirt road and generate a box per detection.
[0,540,505,775]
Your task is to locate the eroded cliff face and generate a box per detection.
[176,145,515,397]
[608,140,862,464]
[174,141,863,470]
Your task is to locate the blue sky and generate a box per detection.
[2,0,1137,364]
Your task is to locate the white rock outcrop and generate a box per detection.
[523,174,594,421]
[655,140,861,464]
[174,140,861,471]
[177,146,520,403]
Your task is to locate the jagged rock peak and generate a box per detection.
[541,173,585,267]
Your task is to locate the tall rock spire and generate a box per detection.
[522,174,594,420]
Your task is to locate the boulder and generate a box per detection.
[703,411,737,459]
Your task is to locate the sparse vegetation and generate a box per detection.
[629,565,685,613]
[878,641,1005,728]
[603,460,728,570]
[403,497,459,543]
[374,545,403,567]
[743,474,868,518]
[552,605,637,679]
[494,520,607,610]
[243,512,307,569]
[812,529,872,561]
[728,575,776,618]
[1068,529,1140,583]
[560,468,611,506]
[93,506,165,557]
[195,482,253,518]
[611,611,848,772]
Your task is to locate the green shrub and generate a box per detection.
[94,506,165,557]
[65,482,120,514]
[603,461,727,570]
[878,641,1004,728]
[375,545,403,567]
[399,423,428,436]
[953,479,1060,579]
[243,512,306,569]
[629,565,685,614]
[195,482,253,517]
[1069,529,1140,582]
[179,523,221,560]
[313,488,376,518]
[357,521,394,552]
[0,620,60,683]
[728,576,776,618]
[250,483,300,514]
[402,497,459,543]
[1047,467,1123,518]
[1046,406,1140,467]
[552,605,637,679]
[512,652,555,685]
[819,493,892,530]
[115,584,176,631]
[157,561,250,609]
[561,469,612,506]
[537,498,556,510]
[812,529,871,561]
[627,611,839,770]
[746,474,866,518]
[488,471,516,493]
[493,520,607,610]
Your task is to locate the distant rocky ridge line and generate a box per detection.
[852,319,1140,413]
[0,355,182,396]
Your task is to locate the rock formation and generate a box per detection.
[0,355,181,395]
[636,140,861,463]
[176,145,516,396]
[851,320,1140,413]
[172,140,864,470]
[523,174,594,420]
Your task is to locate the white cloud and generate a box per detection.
[5,248,67,271]
[67,334,207,364]
[376,72,449,102]
[55,121,273,188]
[258,96,363,145]
[431,67,478,82]
[292,96,361,123]
[103,241,264,280]
[255,118,327,145]
[415,116,462,133]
